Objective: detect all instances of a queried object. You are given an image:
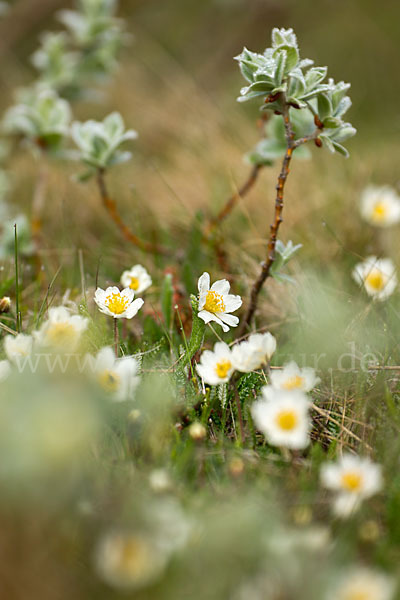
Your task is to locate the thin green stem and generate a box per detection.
[14,223,21,333]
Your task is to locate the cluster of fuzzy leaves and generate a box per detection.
[71,111,137,176]
[2,88,71,152]
[31,0,125,98]
[270,240,302,283]
[236,27,356,157]
[246,111,313,167]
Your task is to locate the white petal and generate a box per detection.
[198,272,210,294]
[210,279,230,295]
[223,294,243,312]
[125,298,144,319]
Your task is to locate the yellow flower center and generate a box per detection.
[342,584,373,600]
[372,201,388,223]
[98,369,120,392]
[365,269,385,291]
[276,409,298,431]
[215,359,232,379]
[106,293,129,315]
[204,290,225,314]
[46,322,77,346]
[129,277,140,291]
[341,471,363,492]
[282,375,305,390]
[114,536,152,578]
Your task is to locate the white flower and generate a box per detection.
[196,341,235,385]
[90,347,140,401]
[197,272,242,333]
[320,454,383,517]
[232,332,277,372]
[353,257,397,301]
[94,286,144,319]
[360,185,400,227]
[34,306,88,351]
[4,333,33,363]
[329,569,395,600]
[120,265,152,294]
[0,359,11,381]
[251,389,311,449]
[94,530,167,590]
[267,361,319,393]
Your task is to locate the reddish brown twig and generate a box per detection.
[238,100,321,337]
[96,169,170,256]
[206,164,262,237]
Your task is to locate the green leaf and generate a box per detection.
[331,141,349,158]
[274,50,286,86]
[317,93,332,120]
[322,117,341,129]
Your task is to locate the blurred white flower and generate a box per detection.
[196,342,235,385]
[34,306,88,351]
[4,333,33,363]
[90,346,140,401]
[352,257,397,301]
[0,359,11,381]
[188,421,207,440]
[94,530,167,590]
[120,264,152,294]
[197,272,242,332]
[329,568,395,600]
[320,454,383,517]
[232,332,276,372]
[94,286,144,319]
[360,185,400,227]
[267,361,319,393]
[252,389,311,449]
[149,469,172,493]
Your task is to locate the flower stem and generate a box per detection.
[113,317,119,357]
[234,384,246,446]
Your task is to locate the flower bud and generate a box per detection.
[188,422,207,441]
[0,296,11,313]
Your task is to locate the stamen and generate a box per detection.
[282,375,304,390]
[106,293,129,315]
[204,290,225,314]
[276,410,298,431]
[215,359,232,379]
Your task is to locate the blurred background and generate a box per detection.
[0,0,398,362]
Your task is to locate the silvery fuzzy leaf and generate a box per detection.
[275,239,303,263]
[299,84,331,101]
[272,28,298,51]
[274,50,287,86]
[298,58,314,69]
[330,80,351,110]
[304,66,327,91]
[330,124,356,143]
[333,96,352,118]
[273,44,299,73]
[319,134,335,153]
[331,141,349,158]
[71,112,137,170]
[317,93,332,120]
[271,271,296,284]
[270,240,301,283]
[103,111,124,140]
[107,151,132,166]
[322,117,342,129]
